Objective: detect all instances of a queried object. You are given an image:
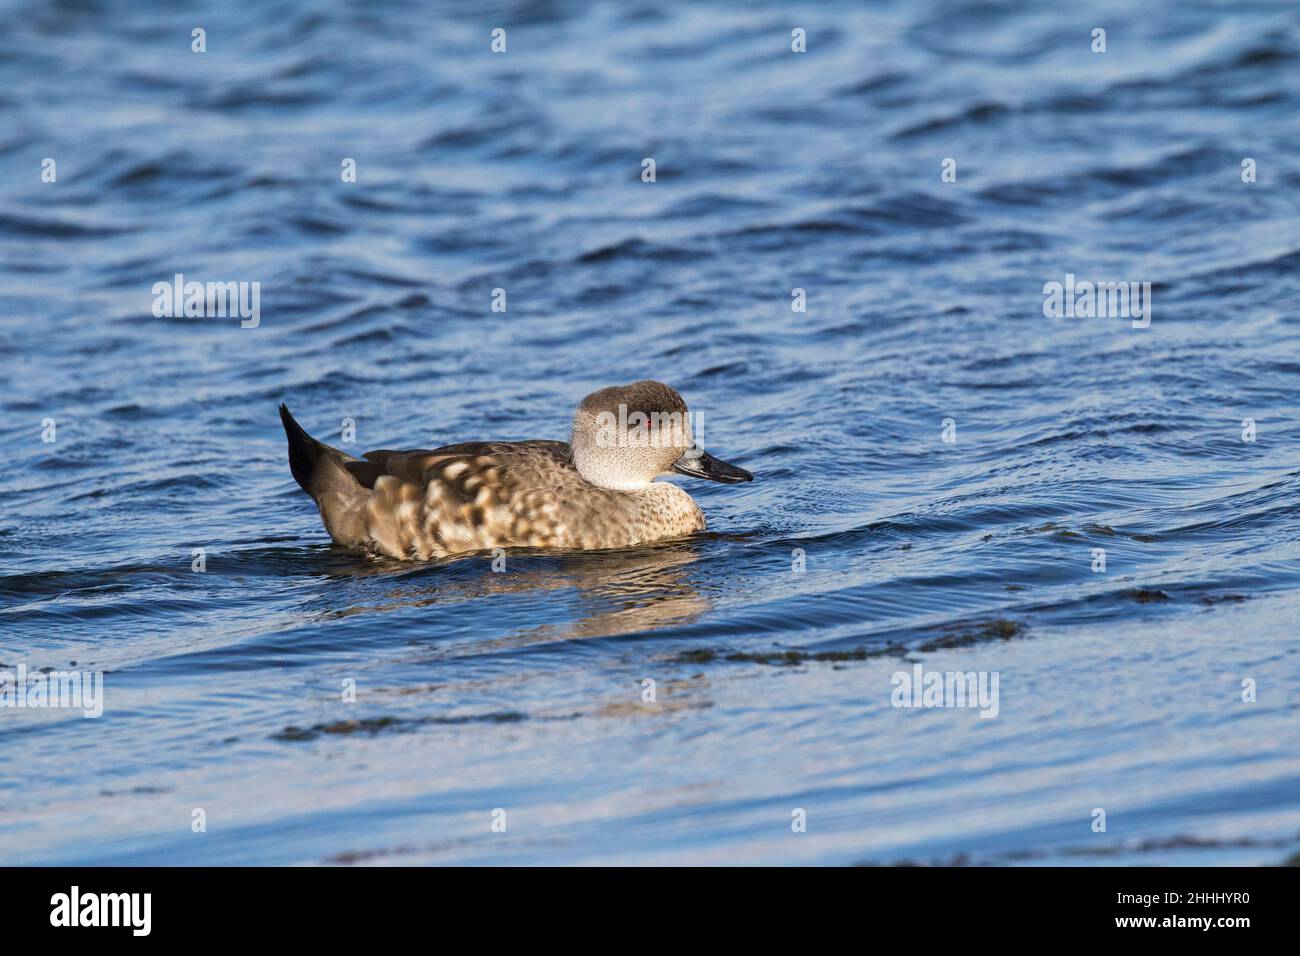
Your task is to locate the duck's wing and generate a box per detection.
[345,441,570,489]
[356,440,578,558]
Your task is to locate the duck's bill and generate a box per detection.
[672,450,753,483]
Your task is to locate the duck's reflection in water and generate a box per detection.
[309,539,713,648]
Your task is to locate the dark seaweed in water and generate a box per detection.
[2,0,1299,865]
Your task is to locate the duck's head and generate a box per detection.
[570,380,753,491]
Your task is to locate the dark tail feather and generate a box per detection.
[280,404,320,496]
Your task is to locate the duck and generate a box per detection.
[279,380,752,560]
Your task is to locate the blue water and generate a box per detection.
[2,0,1300,865]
